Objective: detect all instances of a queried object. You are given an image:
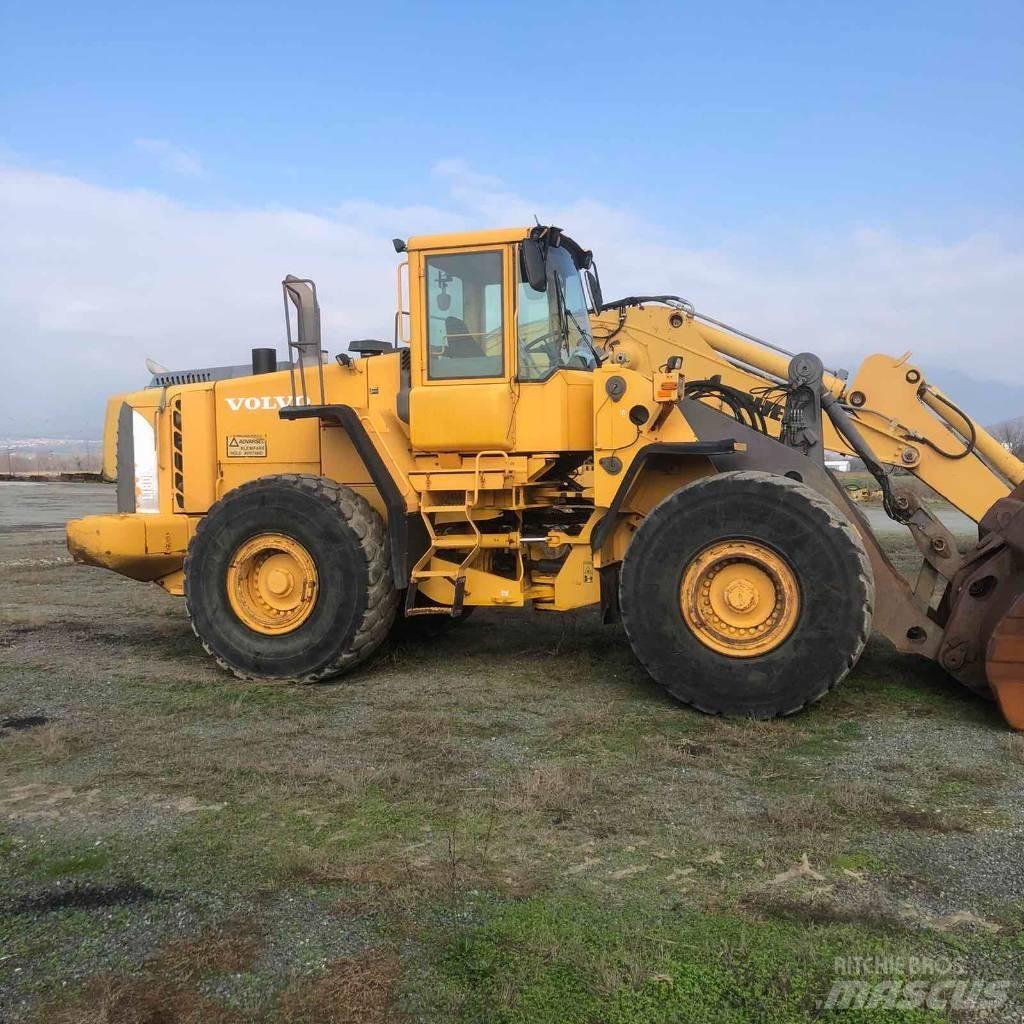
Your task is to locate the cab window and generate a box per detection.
[517,245,596,381]
[425,251,504,380]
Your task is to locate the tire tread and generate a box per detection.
[184,474,398,682]
[620,470,873,718]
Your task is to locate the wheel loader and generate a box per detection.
[66,225,1024,725]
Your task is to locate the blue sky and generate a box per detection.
[6,1,1021,233]
[2,1,1023,435]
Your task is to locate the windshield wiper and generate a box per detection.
[555,275,602,366]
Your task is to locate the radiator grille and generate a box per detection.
[171,398,185,510]
[153,370,214,386]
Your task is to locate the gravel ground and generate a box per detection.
[2,480,1022,1023]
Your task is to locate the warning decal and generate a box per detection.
[226,435,267,458]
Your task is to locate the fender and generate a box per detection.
[279,404,418,582]
[590,439,742,552]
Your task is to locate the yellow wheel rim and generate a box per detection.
[226,533,318,635]
[680,539,800,658]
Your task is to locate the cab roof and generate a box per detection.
[403,225,593,270]
[405,226,530,252]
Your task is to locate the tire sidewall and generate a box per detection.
[620,473,870,717]
[186,480,371,679]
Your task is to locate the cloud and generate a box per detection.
[134,138,203,177]
[0,158,1022,438]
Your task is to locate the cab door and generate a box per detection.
[409,246,515,452]
[510,243,596,452]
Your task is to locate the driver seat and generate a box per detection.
[444,316,484,358]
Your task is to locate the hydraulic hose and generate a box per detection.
[822,392,909,523]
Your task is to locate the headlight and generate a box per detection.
[132,411,159,513]
[115,404,160,514]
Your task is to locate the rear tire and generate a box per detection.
[185,475,398,681]
[620,470,873,718]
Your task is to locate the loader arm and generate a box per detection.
[591,300,1024,727]
[591,304,1023,517]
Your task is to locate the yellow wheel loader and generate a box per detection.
[67,225,1024,725]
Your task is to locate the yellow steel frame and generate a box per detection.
[72,225,1024,627]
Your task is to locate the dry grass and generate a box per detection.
[279,813,544,902]
[38,977,245,1024]
[0,721,89,767]
[153,921,264,982]
[740,888,910,931]
[277,952,402,1024]
[754,779,975,853]
[935,763,1006,787]
[546,702,627,744]
[827,780,970,834]
[34,923,264,1024]
[498,761,598,814]
[761,793,833,834]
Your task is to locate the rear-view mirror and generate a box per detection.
[586,268,603,311]
[520,239,547,292]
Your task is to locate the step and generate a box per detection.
[403,577,466,619]
[432,535,481,549]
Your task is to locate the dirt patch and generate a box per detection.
[826,780,975,834]
[876,804,970,833]
[0,624,39,649]
[152,921,263,981]
[28,921,264,1023]
[741,891,908,930]
[7,881,159,914]
[0,781,100,821]
[282,830,546,902]
[277,951,402,1024]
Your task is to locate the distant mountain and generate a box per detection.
[0,437,100,453]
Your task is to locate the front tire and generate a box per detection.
[620,471,873,718]
[185,475,397,681]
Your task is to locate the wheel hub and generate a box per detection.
[723,577,758,613]
[226,533,319,635]
[265,566,294,597]
[680,539,800,658]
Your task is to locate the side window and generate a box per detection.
[517,279,555,382]
[425,251,504,380]
[516,244,597,382]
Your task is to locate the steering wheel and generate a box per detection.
[519,331,562,378]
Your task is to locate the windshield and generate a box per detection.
[517,245,597,381]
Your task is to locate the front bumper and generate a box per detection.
[67,513,195,587]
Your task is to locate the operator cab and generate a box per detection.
[405,225,602,453]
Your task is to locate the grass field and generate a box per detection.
[2,483,1023,1022]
